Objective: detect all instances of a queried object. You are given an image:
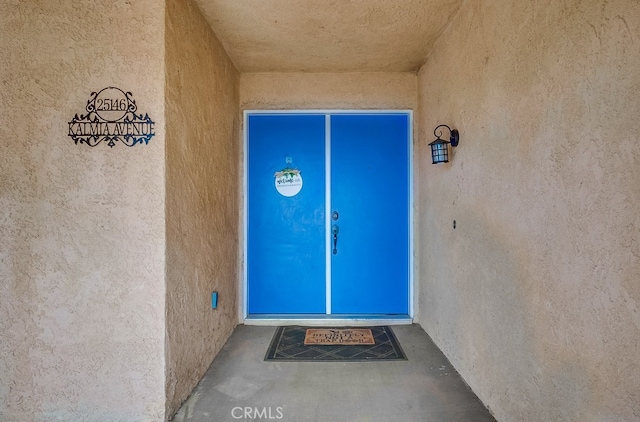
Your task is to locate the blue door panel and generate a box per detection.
[330,114,409,314]
[247,114,326,314]
[247,113,410,316]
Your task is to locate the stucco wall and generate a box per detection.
[165,0,240,417]
[416,0,640,420]
[240,72,416,110]
[0,1,166,421]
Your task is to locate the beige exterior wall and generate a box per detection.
[416,0,640,420]
[240,72,417,111]
[0,1,166,421]
[165,0,240,417]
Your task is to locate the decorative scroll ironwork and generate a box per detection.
[68,87,155,148]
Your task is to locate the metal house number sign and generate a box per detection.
[68,87,155,148]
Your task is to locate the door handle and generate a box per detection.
[332,224,339,255]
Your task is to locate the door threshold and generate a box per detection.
[243,314,413,327]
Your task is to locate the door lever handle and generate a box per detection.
[332,224,339,255]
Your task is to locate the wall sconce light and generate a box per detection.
[429,124,460,164]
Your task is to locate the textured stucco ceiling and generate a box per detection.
[192,0,464,72]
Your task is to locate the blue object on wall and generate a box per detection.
[212,291,218,309]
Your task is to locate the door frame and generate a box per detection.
[241,110,414,326]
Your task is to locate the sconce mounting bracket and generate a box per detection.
[450,129,459,147]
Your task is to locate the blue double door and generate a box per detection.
[247,112,410,316]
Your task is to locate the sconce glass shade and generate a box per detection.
[429,138,450,164]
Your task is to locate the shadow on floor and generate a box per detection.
[171,324,496,422]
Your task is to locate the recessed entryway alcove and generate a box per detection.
[3,1,638,421]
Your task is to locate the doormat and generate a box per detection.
[304,328,375,345]
[264,326,407,362]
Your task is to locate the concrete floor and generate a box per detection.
[171,324,496,422]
